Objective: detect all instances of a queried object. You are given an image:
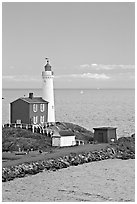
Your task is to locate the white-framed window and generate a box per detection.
[33,116,38,124]
[16,119,21,124]
[40,116,44,123]
[40,104,45,112]
[33,104,37,112]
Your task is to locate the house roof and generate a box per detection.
[93,127,117,130]
[59,130,74,136]
[52,127,75,137]
[11,97,48,104]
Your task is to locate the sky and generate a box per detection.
[2,2,135,89]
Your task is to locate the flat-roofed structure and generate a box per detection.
[93,127,117,143]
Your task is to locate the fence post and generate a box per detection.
[32,125,34,133]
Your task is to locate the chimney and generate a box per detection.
[29,93,33,99]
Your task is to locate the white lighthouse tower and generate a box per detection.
[42,58,55,123]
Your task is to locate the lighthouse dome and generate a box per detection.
[44,60,52,71]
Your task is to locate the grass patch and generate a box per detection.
[2,122,94,152]
[3,143,109,168]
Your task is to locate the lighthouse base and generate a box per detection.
[47,104,55,123]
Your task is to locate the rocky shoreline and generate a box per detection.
[2,138,135,182]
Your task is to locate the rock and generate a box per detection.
[2,136,135,182]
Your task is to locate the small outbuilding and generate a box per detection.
[52,128,76,147]
[93,127,117,143]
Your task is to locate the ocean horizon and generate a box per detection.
[2,88,135,90]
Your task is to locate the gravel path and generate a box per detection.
[2,159,135,202]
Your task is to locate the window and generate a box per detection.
[40,116,44,123]
[40,104,45,112]
[33,116,38,124]
[16,119,21,124]
[33,104,37,112]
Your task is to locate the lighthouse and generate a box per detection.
[42,58,55,123]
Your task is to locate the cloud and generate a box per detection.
[80,64,90,68]
[80,73,110,79]
[118,65,135,69]
[95,64,135,70]
[2,75,41,82]
[95,64,114,70]
[113,72,135,80]
[91,63,98,66]
[80,64,135,70]
[2,75,15,80]
[55,73,110,80]
[54,75,69,79]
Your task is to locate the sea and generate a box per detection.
[2,88,135,138]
